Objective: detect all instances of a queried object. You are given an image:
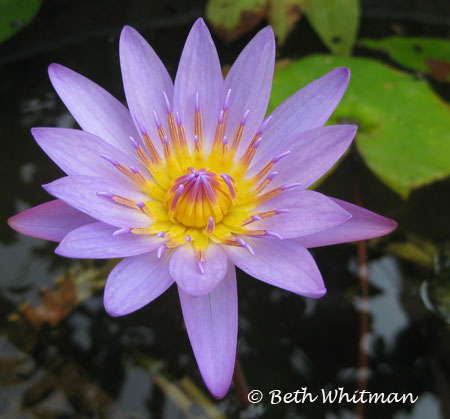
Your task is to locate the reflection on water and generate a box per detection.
[1,1,449,418]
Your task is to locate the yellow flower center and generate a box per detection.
[164,168,235,228]
[101,90,294,262]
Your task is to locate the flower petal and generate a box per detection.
[178,262,237,398]
[48,63,139,155]
[250,125,357,189]
[119,25,174,153]
[223,238,325,298]
[104,252,173,316]
[32,127,147,186]
[295,198,398,248]
[7,199,95,242]
[223,27,275,155]
[257,67,350,159]
[43,175,150,228]
[56,222,163,258]
[169,243,227,297]
[173,18,223,150]
[252,190,351,238]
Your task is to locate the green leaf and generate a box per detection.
[269,55,450,198]
[362,37,450,82]
[304,0,360,57]
[206,0,305,45]
[267,0,305,45]
[206,0,267,42]
[0,0,42,44]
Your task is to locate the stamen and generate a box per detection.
[194,92,203,146]
[100,154,119,166]
[162,91,172,113]
[252,150,291,183]
[197,260,205,275]
[280,183,302,191]
[206,216,215,234]
[220,173,236,199]
[223,89,231,110]
[252,171,278,195]
[185,235,192,242]
[157,244,167,259]
[230,109,249,156]
[170,184,185,211]
[136,201,153,217]
[129,136,153,167]
[256,115,272,135]
[112,227,131,236]
[157,231,166,238]
[236,236,255,255]
[265,230,283,240]
[96,191,114,198]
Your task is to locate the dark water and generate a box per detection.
[1,1,449,418]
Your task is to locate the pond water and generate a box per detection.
[1,1,449,418]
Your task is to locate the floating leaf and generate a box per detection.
[269,55,450,197]
[304,0,360,57]
[206,0,267,42]
[362,37,450,82]
[12,261,116,328]
[0,0,42,44]
[386,235,438,268]
[206,0,305,45]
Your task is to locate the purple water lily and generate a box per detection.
[8,18,396,398]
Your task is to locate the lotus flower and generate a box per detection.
[8,18,396,398]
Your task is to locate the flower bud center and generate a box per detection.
[164,168,234,228]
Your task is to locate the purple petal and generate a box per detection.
[257,67,350,159]
[169,243,227,297]
[250,125,357,189]
[119,26,174,153]
[104,252,173,316]
[48,63,139,155]
[223,239,325,298]
[295,198,398,248]
[56,222,163,258]
[252,190,351,238]
[178,262,237,398]
[32,127,147,186]
[8,199,95,242]
[224,27,275,155]
[43,175,150,228]
[173,18,223,150]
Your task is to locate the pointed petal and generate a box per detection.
[252,190,351,238]
[223,239,325,298]
[48,63,139,155]
[32,127,147,186]
[43,175,150,228]
[169,243,227,297]
[56,222,163,258]
[104,252,173,316]
[119,25,174,152]
[250,125,357,188]
[173,18,223,150]
[295,198,397,248]
[8,200,95,242]
[224,27,275,155]
[257,67,350,158]
[178,262,237,398]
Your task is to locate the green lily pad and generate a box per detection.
[304,0,360,57]
[269,55,450,198]
[362,37,450,82]
[206,0,305,45]
[0,0,42,44]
